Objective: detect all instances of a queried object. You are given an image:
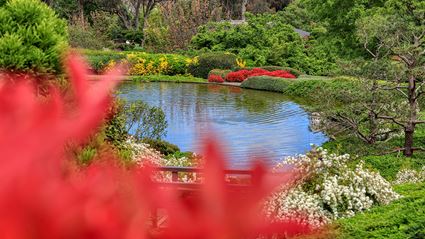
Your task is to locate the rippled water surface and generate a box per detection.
[118,82,328,168]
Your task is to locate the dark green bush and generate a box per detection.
[0,0,67,73]
[190,13,339,76]
[188,52,237,79]
[142,138,180,156]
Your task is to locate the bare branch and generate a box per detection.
[378,115,405,127]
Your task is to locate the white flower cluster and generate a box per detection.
[393,166,425,185]
[266,148,400,227]
[125,138,164,166]
[265,186,330,228]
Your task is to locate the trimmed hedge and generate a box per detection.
[240,76,296,92]
[188,52,237,79]
[241,76,363,105]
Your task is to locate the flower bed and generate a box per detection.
[209,68,298,83]
[84,50,194,75]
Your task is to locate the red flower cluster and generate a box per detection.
[208,74,225,83]
[225,68,297,82]
[0,55,312,239]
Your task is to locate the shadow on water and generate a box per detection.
[118,82,328,168]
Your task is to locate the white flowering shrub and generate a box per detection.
[393,166,425,185]
[125,138,164,166]
[265,148,400,227]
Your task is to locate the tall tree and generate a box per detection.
[356,0,425,156]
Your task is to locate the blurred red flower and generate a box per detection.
[0,54,310,239]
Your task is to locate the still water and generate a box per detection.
[118,82,328,168]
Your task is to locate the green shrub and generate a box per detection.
[124,100,167,141]
[336,183,425,239]
[142,138,180,156]
[104,100,128,147]
[208,69,232,78]
[0,0,68,73]
[241,76,295,92]
[188,52,237,79]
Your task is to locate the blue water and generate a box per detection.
[118,82,328,168]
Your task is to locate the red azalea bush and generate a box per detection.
[208,74,225,83]
[0,54,313,239]
[225,68,297,82]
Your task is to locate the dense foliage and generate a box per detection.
[190,13,338,75]
[0,0,67,73]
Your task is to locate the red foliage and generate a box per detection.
[224,68,297,82]
[208,74,225,83]
[225,71,246,82]
[0,55,311,239]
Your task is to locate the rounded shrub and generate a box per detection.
[0,0,68,73]
[188,52,237,79]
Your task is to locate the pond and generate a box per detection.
[118,82,328,168]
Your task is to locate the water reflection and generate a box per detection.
[118,82,328,168]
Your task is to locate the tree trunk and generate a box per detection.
[140,1,155,48]
[140,14,148,48]
[404,125,414,156]
[134,0,142,29]
[241,0,248,21]
[78,0,85,27]
[404,75,417,157]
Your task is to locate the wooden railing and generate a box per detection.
[156,166,253,192]
[152,166,254,227]
[158,166,253,182]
